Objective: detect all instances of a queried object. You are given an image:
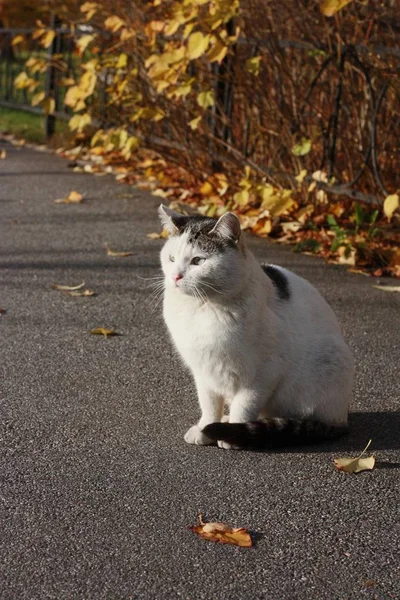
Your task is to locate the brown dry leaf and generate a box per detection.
[0,308,6,315]
[334,440,375,473]
[0,149,6,159]
[190,514,252,548]
[89,327,120,338]
[372,285,400,293]
[105,243,133,257]
[52,282,85,291]
[54,190,84,204]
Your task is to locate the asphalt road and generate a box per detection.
[1,140,399,600]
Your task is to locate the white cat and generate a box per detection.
[158,205,354,450]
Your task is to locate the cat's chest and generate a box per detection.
[164,293,242,366]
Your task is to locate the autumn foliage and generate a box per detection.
[6,0,400,275]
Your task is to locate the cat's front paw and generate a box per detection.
[184,425,214,446]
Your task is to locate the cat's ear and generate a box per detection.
[158,204,188,234]
[209,212,241,243]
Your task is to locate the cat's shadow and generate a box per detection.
[266,411,400,457]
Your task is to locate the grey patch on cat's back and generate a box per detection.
[262,265,291,300]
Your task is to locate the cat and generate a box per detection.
[158,204,354,450]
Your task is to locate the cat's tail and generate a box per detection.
[202,417,348,449]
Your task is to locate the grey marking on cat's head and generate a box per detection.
[158,205,241,252]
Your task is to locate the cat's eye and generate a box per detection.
[169,255,175,262]
[191,257,205,266]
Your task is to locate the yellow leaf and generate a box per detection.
[183,23,195,39]
[372,285,400,293]
[116,53,128,69]
[0,150,6,159]
[200,181,213,196]
[189,116,202,130]
[64,85,85,110]
[207,39,228,63]
[54,190,84,204]
[246,56,262,76]
[81,2,99,20]
[14,72,30,89]
[383,193,399,222]
[52,282,85,291]
[76,34,95,53]
[69,113,92,132]
[164,19,181,36]
[190,515,252,548]
[104,15,125,32]
[295,169,308,183]
[89,328,120,338]
[292,138,312,156]
[197,90,214,109]
[320,0,353,17]
[233,190,249,206]
[31,91,45,106]
[334,440,375,473]
[41,97,55,115]
[105,243,133,257]
[40,30,56,49]
[187,32,210,60]
[12,35,24,46]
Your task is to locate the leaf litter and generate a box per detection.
[333,439,376,473]
[190,514,252,548]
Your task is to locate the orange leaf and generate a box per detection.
[190,516,252,547]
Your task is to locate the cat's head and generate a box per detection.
[158,205,246,299]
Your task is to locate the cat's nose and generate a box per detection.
[173,273,183,282]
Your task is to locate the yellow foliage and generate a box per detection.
[41,97,55,115]
[104,15,125,32]
[197,90,215,108]
[81,2,100,21]
[383,193,399,222]
[76,34,96,54]
[246,56,261,76]
[187,32,210,59]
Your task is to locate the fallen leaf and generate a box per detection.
[0,308,6,315]
[0,149,6,159]
[54,190,84,204]
[105,243,133,257]
[334,440,375,473]
[372,285,400,293]
[348,268,370,276]
[320,0,353,17]
[89,327,120,338]
[52,282,85,291]
[147,230,168,239]
[67,289,96,297]
[190,514,252,548]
